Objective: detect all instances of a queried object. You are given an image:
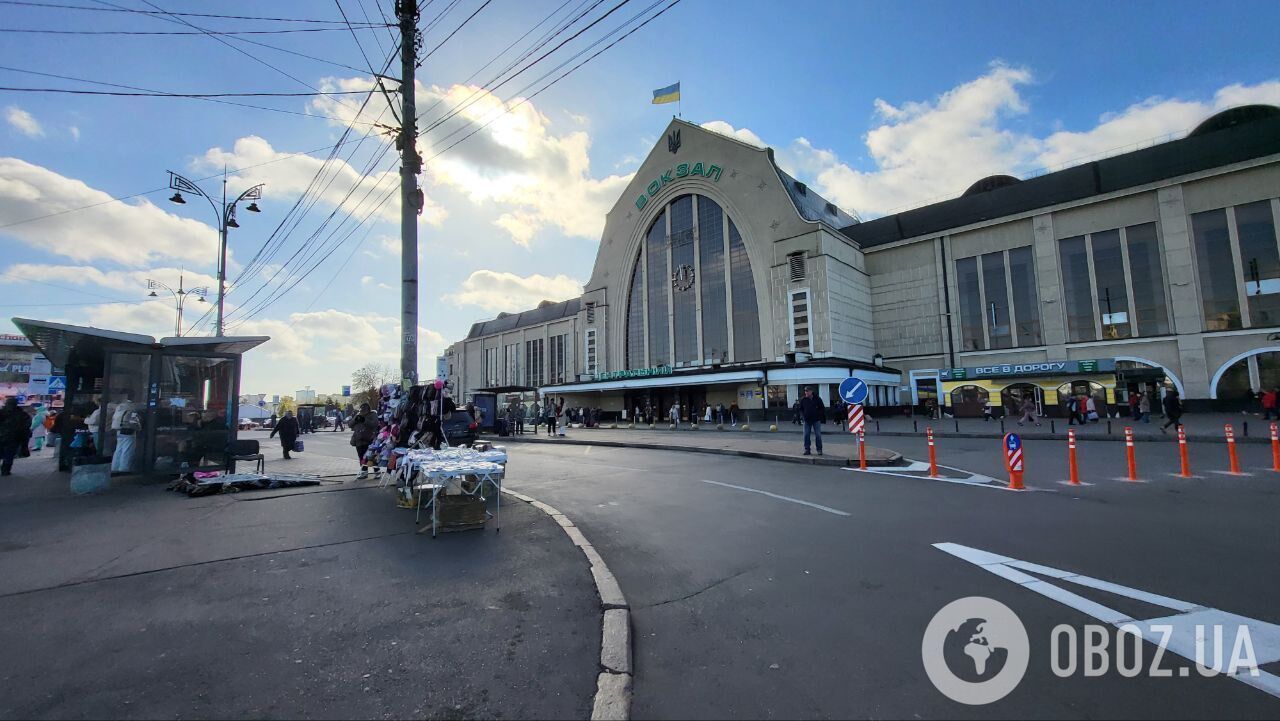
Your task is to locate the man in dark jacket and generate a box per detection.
[270,410,300,459]
[0,397,31,475]
[798,387,827,456]
[1161,390,1183,433]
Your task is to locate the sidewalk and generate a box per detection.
[570,410,1278,444]
[0,440,601,720]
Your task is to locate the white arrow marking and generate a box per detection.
[934,542,1280,700]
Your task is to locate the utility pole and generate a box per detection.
[397,0,422,388]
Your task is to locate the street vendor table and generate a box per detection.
[394,447,508,538]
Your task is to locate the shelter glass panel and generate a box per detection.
[153,355,234,473]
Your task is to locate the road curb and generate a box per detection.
[500,487,632,721]
[498,435,903,467]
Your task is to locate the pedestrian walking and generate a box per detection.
[349,403,379,479]
[28,403,47,452]
[517,402,527,435]
[669,402,681,428]
[546,400,557,436]
[1018,396,1040,426]
[0,397,31,476]
[1161,390,1183,432]
[644,403,653,425]
[555,398,568,437]
[269,410,300,460]
[1128,392,1141,419]
[529,401,541,432]
[333,409,346,432]
[798,386,826,456]
[982,404,994,422]
[729,402,739,426]
[791,399,802,425]
[1263,388,1279,421]
[1085,395,1099,423]
[1138,392,1151,423]
[716,402,726,425]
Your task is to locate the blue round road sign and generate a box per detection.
[1004,433,1022,451]
[839,377,869,405]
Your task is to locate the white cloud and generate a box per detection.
[69,126,80,141]
[446,270,582,314]
[313,78,632,246]
[0,158,221,265]
[1036,80,1280,170]
[5,106,44,138]
[4,263,219,297]
[193,135,446,228]
[706,67,1280,218]
[360,274,392,290]
[700,120,767,149]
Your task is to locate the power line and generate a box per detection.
[426,0,682,165]
[333,0,377,77]
[0,65,388,125]
[0,26,386,35]
[0,0,372,23]
[0,87,373,97]
[423,0,491,60]
[111,0,365,115]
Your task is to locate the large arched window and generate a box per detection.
[623,194,760,369]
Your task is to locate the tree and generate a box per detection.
[278,396,296,414]
[351,363,397,408]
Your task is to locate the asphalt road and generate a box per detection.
[0,455,599,721]
[505,436,1280,719]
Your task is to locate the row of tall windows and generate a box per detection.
[956,246,1042,351]
[484,347,500,386]
[1192,200,1280,330]
[547,334,568,384]
[524,339,544,388]
[624,193,761,369]
[1059,223,1171,342]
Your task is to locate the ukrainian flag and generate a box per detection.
[652,82,680,105]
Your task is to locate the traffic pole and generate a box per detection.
[1067,428,1080,485]
[1271,422,1280,472]
[1177,425,1192,478]
[858,430,867,470]
[1124,426,1138,481]
[1225,423,1242,474]
[1003,433,1024,490]
[927,426,938,478]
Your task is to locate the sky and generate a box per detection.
[2,0,1279,397]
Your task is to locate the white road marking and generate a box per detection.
[699,479,850,516]
[934,541,1280,701]
[845,464,1052,492]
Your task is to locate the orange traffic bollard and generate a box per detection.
[1271,423,1280,472]
[1003,433,1024,490]
[858,430,867,470]
[1225,423,1242,474]
[1177,425,1192,478]
[1124,426,1138,481]
[1067,429,1080,485]
[927,426,939,477]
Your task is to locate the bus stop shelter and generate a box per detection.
[12,318,268,476]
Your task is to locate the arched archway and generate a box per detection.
[1210,347,1280,401]
[1113,356,1185,396]
[950,385,989,417]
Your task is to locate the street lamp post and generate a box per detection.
[147,273,209,337]
[167,170,264,337]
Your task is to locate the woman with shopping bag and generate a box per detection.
[270,410,301,460]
